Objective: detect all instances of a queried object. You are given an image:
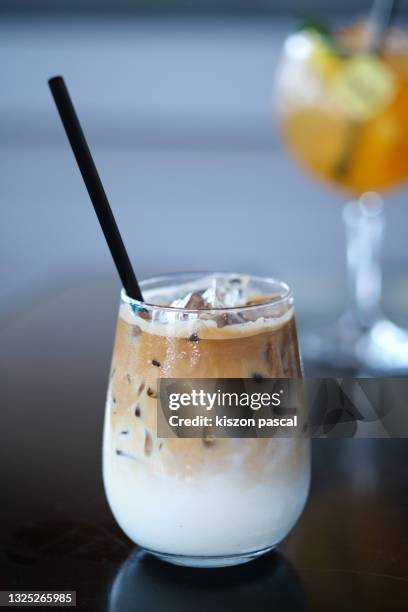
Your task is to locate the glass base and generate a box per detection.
[144,545,276,568]
[302,313,408,374]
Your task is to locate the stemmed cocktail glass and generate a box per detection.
[275,19,408,372]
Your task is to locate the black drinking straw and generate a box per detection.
[48,76,144,302]
[334,0,399,178]
[369,0,399,52]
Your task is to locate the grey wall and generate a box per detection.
[0,0,405,14]
[2,14,408,332]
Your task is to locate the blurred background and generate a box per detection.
[2,0,408,337]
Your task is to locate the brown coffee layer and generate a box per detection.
[108,310,303,479]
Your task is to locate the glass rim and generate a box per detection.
[121,271,293,314]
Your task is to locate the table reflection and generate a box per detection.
[108,548,307,612]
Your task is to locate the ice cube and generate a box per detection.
[168,274,250,310]
[170,292,209,310]
[170,292,194,308]
[201,274,250,308]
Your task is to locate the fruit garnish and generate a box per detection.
[331,53,397,120]
[299,23,397,121]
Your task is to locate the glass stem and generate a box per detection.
[342,194,385,329]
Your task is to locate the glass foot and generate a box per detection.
[302,314,408,374]
[144,545,276,568]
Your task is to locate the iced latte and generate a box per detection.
[103,273,310,567]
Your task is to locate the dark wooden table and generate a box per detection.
[1,280,407,611]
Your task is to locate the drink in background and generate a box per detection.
[275,22,408,372]
[278,25,408,194]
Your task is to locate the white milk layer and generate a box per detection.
[103,418,310,557]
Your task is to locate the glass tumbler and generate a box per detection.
[103,272,310,568]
